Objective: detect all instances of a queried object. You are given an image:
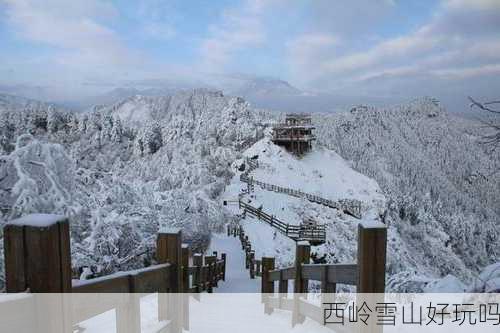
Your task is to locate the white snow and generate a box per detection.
[208,233,260,293]
[242,136,385,207]
[359,220,386,229]
[423,274,467,293]
[8,213,67,227]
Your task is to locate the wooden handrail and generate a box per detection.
[239,199,326,243]
[72,263,172,293]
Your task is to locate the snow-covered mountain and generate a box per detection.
[229,77,303,97]
[0,90,269,287]
[0,91,498,292]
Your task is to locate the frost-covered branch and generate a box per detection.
[468,96,500,151]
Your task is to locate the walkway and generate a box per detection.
[209,233,260,293]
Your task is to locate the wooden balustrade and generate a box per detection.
[238,200,326,244]
[2,214,228,333]
[258,220,387,328]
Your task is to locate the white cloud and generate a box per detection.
[136,0,176,41]
[142,22,176,40]
[2,0,137,72]
[199,0,274,71]
[285,0,500,97]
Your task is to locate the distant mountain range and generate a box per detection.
[0,75,481,116]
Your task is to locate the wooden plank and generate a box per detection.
[301,264,322,281]
[131,264,171,293]
[268,270,280,281]
[3,224,26,292]
[327,264,358,285]
[282,267,296,280]
[72,273,130,293]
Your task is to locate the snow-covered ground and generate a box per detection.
[244,136,385,205]
[208,233,260,293]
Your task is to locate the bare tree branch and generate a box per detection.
[468,96,500,152]
[468,96,500,114]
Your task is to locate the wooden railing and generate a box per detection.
[240,158,362,218]
[1,214,227,333]
[238,200,326,244]
[260,221,387,326]
[228,224,261,278]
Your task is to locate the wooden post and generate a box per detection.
[212,253,219,288]
[245,246,250,269]
[278,271,288,309]
[261,257,275,315]
[193,254,203,292]
[261,257,275,293]
[294,241,310,293]
[157,229,182,291]
[320,265,336,305]
[205,256,216,293]
[357,222,387,293]
[249,251,255,279]
[221,253,227,281]
[181,244,190,330]
[157,229,182,333]
[3,215,73,333]
[356,222,386,333]
[293,241,310,327]
[4,215,72,293]
[182,244,190,292]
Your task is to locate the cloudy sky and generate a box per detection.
[0,0,499,109]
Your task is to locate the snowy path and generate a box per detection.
[208,232,260,293]
[77,232,331,332]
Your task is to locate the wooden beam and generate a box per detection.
[357,222,387,293]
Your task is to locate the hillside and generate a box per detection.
[0,90,269,288]
[313,98,500,290]
[0,92,498,292]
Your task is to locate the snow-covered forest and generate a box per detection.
[0,91,498,292]
[313,99,500,291]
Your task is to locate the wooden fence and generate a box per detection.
[260,221,387,328]
[240,157,362,218]
[1,214,227,333]
[238,200,326,244]
[228,224,261,279]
